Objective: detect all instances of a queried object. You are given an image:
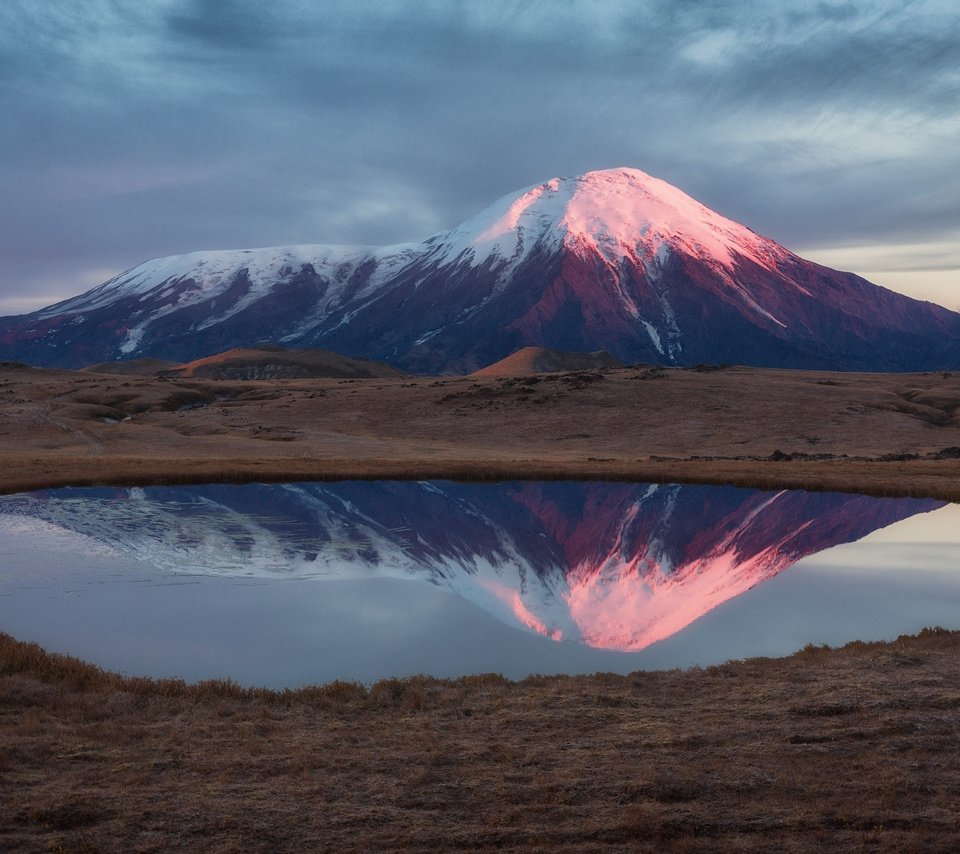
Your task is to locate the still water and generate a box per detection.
[0,481,958,687]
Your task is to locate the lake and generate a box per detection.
[1,480,958,687]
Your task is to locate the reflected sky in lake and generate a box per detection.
[0,481,958,686]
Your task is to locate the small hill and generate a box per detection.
[471,347,624,377]
[81,358,185,376]
[163,346,405,380]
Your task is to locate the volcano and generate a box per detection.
[3,168,959,372]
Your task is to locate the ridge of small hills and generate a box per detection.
[82,346,405,380]
[81,357,184,376]
[470,346,623,376]
[80,345,626,380]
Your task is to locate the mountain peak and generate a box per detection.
[440,167,789,274]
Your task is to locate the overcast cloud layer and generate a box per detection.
[1,0,958,313]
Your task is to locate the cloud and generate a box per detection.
[165,0,284,51]
[1,0,958,309]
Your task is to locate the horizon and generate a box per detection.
[1,1,957,315]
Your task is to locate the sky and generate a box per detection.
[1,0,958,315]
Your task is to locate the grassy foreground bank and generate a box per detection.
[2,629,960,851]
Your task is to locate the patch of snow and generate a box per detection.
[0,513,120,558]
[720,270,788,328]
[654,242,671,270]
[640,320,664,354]
[118,323,147,355]
[414,328,443,346]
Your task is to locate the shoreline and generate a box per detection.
[3,454,960,502]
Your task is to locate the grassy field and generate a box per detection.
[2,362,960,499]
[3,361,960,850]
[2,629,960,851]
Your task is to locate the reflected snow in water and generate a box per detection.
[0,481,957,686]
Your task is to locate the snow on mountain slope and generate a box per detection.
[0,481,940,652]
[36,242,420,356]
[43,242,424,318]
[441,168,790,275]
[4,167,960,372]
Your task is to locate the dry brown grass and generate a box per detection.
[2,629,960,851]
[2,362,960,499]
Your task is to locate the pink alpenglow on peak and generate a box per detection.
[450,168,790,275]
[3,167,960,373]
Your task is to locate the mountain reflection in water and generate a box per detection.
[0,482,942,653]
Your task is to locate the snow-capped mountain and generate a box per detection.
[4,167,960,372]
[0,481,940,651]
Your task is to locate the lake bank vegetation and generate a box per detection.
[3,629,960,850]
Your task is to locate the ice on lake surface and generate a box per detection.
[1,480,958,687]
